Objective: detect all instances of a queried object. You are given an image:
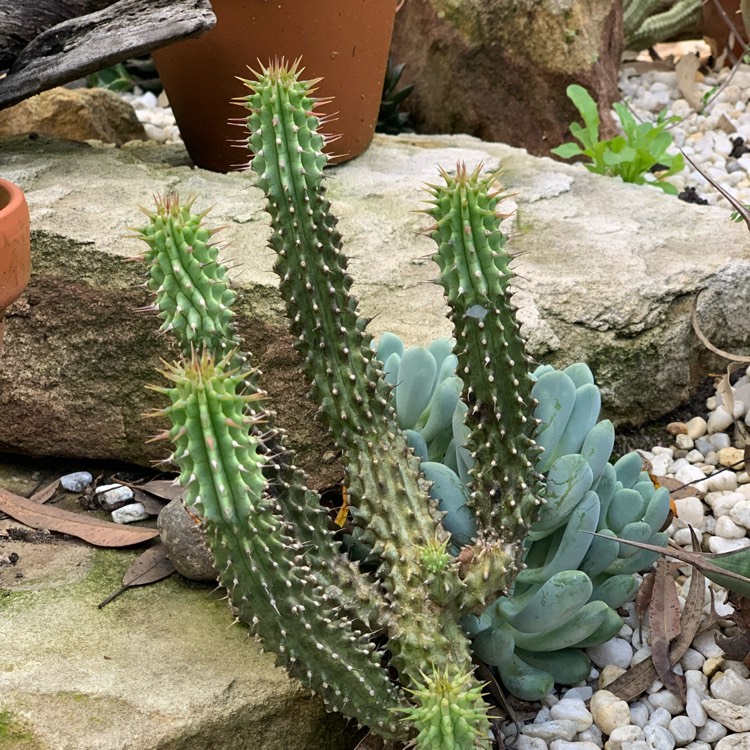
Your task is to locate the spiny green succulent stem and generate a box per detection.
[624,0,702,51]
[152,352,407,738]
[425,164,544,572]
[140,193,389,628]
[239,60,489,740]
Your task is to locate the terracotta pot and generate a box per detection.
[0,178,31,358]
[153,0,398,173]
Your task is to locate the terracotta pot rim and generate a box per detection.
[0,177,25,215]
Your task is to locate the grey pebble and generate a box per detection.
[60,471,93,492]
[111,502,149,524]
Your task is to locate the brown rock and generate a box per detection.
[0,87,146,145]
[667,421,688,435]
[389,0,622,156]
[158,498,218,582]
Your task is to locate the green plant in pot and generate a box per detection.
[136,61,667,748]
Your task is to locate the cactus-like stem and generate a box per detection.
[424,164,545,571]
[151,352,407,738]
[140,194,390,630]
[624,0,702,51]
[239,61,492,747]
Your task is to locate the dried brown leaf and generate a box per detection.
[98,543,175,607]
[0,487,158,547]
[654,475,703,500]
[649,557,686,701]
[675,54,703,108]
[607,533,706,702]
[117,478,184,503]
[132,488,170,516]
[29,478,60,504]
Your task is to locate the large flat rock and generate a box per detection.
[0,132,748,472]
[0,539,349,750]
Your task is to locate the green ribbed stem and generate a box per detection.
[425,164,544,571]
[140,194,389,631]
[152,353,406,738]
[239,61,491,746]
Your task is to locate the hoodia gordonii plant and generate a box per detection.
[137,61,663,748]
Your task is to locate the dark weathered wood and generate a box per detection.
[0,0,216,111]
[0,0,115,71]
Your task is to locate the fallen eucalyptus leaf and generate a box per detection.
[98,542,176,608]
[0,487,158,547]
[29,478,60,504]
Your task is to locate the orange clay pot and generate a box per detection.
[153,0,398,173]
[0,178,31,358]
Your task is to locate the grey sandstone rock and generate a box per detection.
[0,132,748,479]
[0,546,349,750]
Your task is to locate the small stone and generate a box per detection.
[708,536,750,554]
[97,484,135,511]
[680,649,706,672]
[648,707,673,728]
[667,422,688,435]
[715,734,750,750]
[719,447,745,469]
[707,407,734,434]
[564,686,593,701]
[588,638,634,670]
[516,736,547,750]
[703,656,724,677]
[550,698,593,732]
[707,470,738,493]
[600,665,627,688]
[648,690,684,715]
[724,660,750,679]
[643,724,675,750]
[676,434,694,450]
[550,741,600,750]
[686,417,708,439]
[714,515,747,539]
[711,668,750,704]
[606,724,644,749]
[60,471,93,492]
[693,630,725,659]
[709,491,743,517]
[157,498,218,582]
[577,724,603,746]
[630,702,650,728]
[680,743,709,750]
[730,498,750,528]
[709,433,732,451]
[672,497,705,530]
[111,502,149,524]
[686,686,708,727]
[674,464,710,493]
[668,715,696,745]
[702,698,750,731]
[591,690,631,735]
[695,718,727,743]
[522,719,578,741]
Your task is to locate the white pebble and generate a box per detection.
[707,470,739,493]
[630,702,650,728]
[97,484,135,510]
[708,535,750,553]
[686,417,708,439]
[711,669,750,705]
[111,502,149,524]
[643,724,676,750]
[522,720,578,742]
[714,514,746,538]
[730,498,750,528]
[550,698,593,732]
[696,718,727,743]
[591,690,631,735]
[648,690,684,715]
[588,638,634,670]
[707,407,734,433]
[668,715,696,745]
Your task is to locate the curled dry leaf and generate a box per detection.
[0,487,158,547]
[649,557,686,701]
[605,533,707,702]
[29,478,60,504]
[98,542,176,608]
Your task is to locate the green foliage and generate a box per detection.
[86,63,134,92]
[552,84,684,195]
[377,56,414,134]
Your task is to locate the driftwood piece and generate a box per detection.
[0,0,216,111]
[0,1,116,71]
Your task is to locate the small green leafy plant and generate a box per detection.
[552,84,684,195]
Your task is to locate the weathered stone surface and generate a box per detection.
[390,0,622,156]
[0,544,349,750]
[158,497,219,582]
[0,132,748,475]
[0,87,146,145]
